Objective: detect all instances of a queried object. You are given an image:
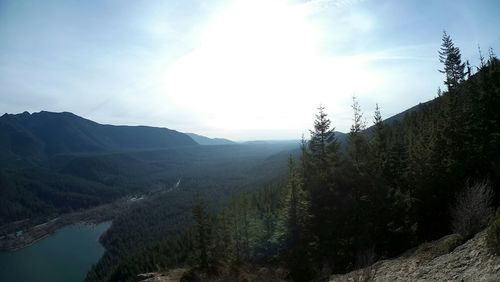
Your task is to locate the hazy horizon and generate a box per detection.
[1,0,500,140]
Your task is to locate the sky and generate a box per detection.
[1,0,499,140]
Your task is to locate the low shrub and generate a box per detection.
[451,181,494,238]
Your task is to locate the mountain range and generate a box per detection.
[0,111,299,227]
[1,104,419,165]
[0,106,424,228]
[0,111,200,165]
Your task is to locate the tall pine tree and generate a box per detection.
[439,31,466,91]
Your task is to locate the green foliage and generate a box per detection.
[281,42,500,281]
[439,31,466,91]
[84,143,296,281]
[486,209,500,255]
[2,113,299,228]
[94,181,292,282]
[308,105,338,172]
[372,103,387,171]
[347,96,373,173]
[0,168,120,227]
[192,199,213,272]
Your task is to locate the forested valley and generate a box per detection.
[3,0,500,281]
[85,33,500,281]
[1,30,499,282]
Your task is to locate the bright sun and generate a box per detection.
[162,0,380,139]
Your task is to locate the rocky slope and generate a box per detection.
[138,269,187,282]
[139,267,287,282]
[330,230,500,282]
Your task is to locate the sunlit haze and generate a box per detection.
[1,0,499,140]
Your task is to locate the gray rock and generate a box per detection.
[330,231,500,282]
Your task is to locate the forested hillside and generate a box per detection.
[0,111,196,164]
[87,34,500,282]
[86,144,297,281]
[0,112,197,227]
[0,111,296,230]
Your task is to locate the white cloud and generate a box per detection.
[155,0,384,139]
[3,0,498,140]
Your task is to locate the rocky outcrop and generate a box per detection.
[330,230,500,282]
[139,267,288,282]
[138,269,187,282]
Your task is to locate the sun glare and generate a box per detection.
[162,0,380,138]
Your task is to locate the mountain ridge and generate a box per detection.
[185,132,235,145]
[0,111,198,163]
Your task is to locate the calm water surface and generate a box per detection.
[0,221,111,282]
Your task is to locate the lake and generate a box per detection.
[0,221,111,282]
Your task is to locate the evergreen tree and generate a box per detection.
[478,45,486,69]
[301,105,342,276]
[438,31,468,176]
[286,156,299,247]
[372,103,387,175]
[350,96,366,134]
[488,47,496,61]
[212,210,233,271]
[192,199,212,272]
[284,154,314,281]
[466,60,472,79]
[373,103,383,130]
[347,96,371,172]
[309,105,338,173]
[439,31,466,91]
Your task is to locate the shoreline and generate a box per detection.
[0,198,132,252]
[3,233,51,252]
